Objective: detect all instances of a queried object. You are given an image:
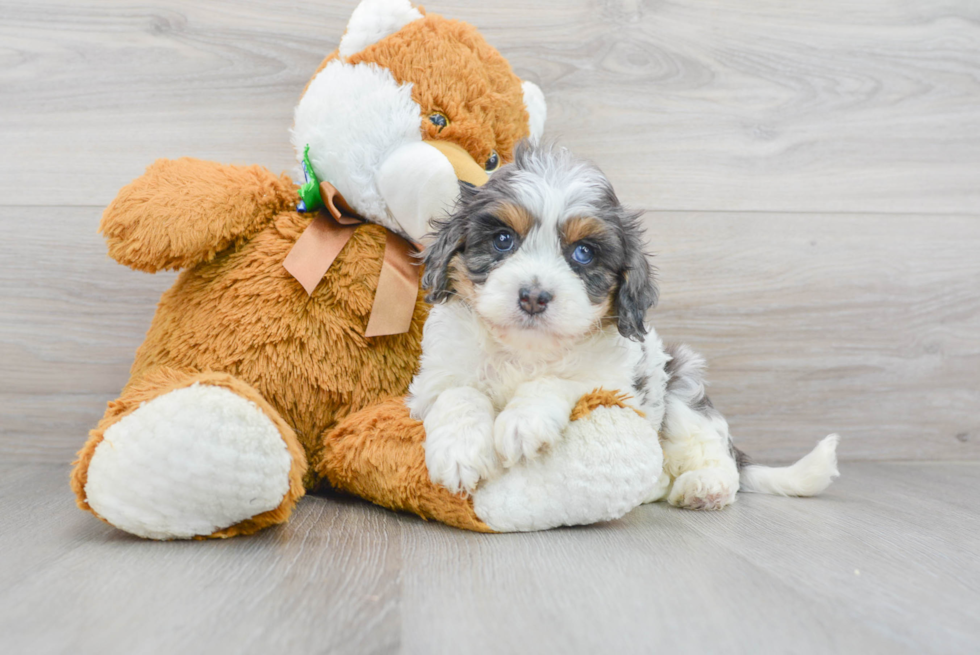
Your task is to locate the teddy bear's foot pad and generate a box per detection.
[84,383,293,539]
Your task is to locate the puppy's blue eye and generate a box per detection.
[572,243,594,265]
[493,231,514,252]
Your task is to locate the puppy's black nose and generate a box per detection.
[518,287,553,315]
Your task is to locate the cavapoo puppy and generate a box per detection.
[407,143,839,510]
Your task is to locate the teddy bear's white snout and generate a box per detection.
[376,141,462,243]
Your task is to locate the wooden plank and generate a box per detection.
[0,465,403,655]
[0,393,113,464]
[0,206,174,398]
[396,505,913,654]
[3,462,977,654]
[2,207,977,463]
[674,463,980,652]
[1,0,979,213]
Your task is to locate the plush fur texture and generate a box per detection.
[103,177,429,485]
[292,60,425,234]
[71,370,307,539]
[345,13,530,170]
[71,0,554,539]
[472,402,662,532]
[318,397,495,533]
[100,158,296,273]
[74,161,430,538]
[338,0,423,58]
[298,8,535,240]
[320,389,656,532]
[85,383,294,540]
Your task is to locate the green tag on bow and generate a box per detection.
[297,144,323,211]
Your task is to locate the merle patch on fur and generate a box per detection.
[422,176,528,302]
[662,343,749,470]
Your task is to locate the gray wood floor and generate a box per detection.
[2,461,978,654]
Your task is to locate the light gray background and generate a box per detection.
[3,0,978,464]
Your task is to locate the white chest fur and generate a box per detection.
[408,302,666,414]
[408,302,671,532]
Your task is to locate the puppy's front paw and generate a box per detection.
[423,389,500,495]
[668,468,739,510]
[493,399,568,468]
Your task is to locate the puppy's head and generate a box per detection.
[422,142,657,343]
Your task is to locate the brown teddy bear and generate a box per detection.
[70,0,661,539]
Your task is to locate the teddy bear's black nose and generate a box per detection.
[518,286,553,315]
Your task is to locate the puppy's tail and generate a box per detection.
[738,434,840,496]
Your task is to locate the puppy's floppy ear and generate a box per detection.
[457,180,480,202]
[421,196,469,303]
[614,215,658,341]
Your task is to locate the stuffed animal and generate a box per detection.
[70,0,663,539]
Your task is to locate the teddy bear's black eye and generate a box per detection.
[428,112,448,131]
[485,150,500,172]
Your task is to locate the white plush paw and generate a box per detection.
[85,383,293,540]
[493,398,568,468]
[642,469,673,505]
[473,404,663,532]
[423,388,500,494]
[668,467,739,511]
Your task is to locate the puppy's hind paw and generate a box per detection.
[668,468,739,511]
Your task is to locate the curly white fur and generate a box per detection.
[474,405,663,532]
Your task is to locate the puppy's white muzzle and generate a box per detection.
[476,245,599,342]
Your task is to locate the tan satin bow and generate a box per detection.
[283,181,419,338]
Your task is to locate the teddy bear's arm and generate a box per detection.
[100,158,297,272]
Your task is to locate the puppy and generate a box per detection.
[407,143,839,510]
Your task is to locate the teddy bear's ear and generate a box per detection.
[522,81,548,144]
[338,0,424,59]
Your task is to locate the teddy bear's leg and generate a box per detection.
[471,390,664,532]
[316,390,662,533]
[316,398,495,532]
[71,369,307,540]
